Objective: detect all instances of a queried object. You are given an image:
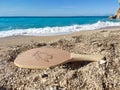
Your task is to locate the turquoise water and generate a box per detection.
[0,16,111,30]
[0,16,120,37]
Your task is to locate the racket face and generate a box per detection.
[14,47,71,69]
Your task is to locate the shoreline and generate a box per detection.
[0,27,119,47]
[0,20,120,38]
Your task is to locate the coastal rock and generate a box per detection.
[109,8,120,19]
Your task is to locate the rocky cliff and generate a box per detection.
[109,8,120,19]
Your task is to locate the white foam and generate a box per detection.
[0,21,120,37]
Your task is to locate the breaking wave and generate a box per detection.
[0,21,120,37]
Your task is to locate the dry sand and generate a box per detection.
[0,28,120,90]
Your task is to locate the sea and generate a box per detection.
[0,16,120,37]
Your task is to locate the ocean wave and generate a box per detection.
[0,21,120,37]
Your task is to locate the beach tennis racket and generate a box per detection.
[14,47,103,69]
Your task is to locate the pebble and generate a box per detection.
[41,78,47,83]
[99,60,106,64]
[59,80,67,87]
[41,74,48,78]
[33,75,39,82]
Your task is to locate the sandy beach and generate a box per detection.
[0,27,120,90]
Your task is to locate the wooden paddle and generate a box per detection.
[14,47,103,69]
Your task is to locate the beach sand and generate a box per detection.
[0,28,120,90]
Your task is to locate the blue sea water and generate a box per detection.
[0,16,120,37]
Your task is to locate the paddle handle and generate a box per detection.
[70,53,103,62]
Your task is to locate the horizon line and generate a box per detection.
[0,16,109,18]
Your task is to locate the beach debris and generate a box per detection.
[14,47,103,69]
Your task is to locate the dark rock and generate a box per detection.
[41,74,48,78]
